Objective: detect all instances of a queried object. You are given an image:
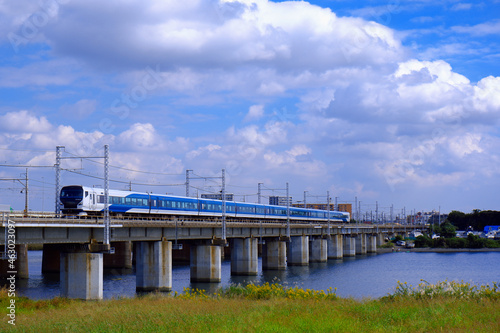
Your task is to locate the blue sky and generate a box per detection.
[1,0,499,218]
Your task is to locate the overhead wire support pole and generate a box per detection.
[24,168,28,217]
[257,182,263,244]
[286,182,290,240]
[55,145,111,249]
[55,146,64,217]
[186,169,191,197]
[103,144,110,246]
[221,168,226,243]
[327,191,331,237]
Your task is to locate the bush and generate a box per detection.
[446,237,467,248]
[466,234,485,248]
[414,235,432,248]
[432,237,447,248]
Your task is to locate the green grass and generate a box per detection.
[1,282,499,332]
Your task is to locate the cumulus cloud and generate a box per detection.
[0,110,52,133]
[243,104,265,122]
[38,0,404,74]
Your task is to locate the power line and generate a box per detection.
[63,153,184,176]
[0,164,54,168]
[63,169,184,187]
[0,147,53,153]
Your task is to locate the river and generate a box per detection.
[15,250,500,300]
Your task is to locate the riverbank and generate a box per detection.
[2,282,499,332]
[378,247,500,254]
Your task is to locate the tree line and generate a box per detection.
[414,209,500,249]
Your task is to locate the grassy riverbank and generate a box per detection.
[2,281,499,332]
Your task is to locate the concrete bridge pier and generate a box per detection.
[60,249,103,300]
[367,235,378,253]
[287,236,309,266]
[355,234,367,255]
[1,244,29,279]
[377,233,385,246]
[262,238,287,270]
[104,241,132,269]
[343,235,356,257]
[135,240,172,292]
[327,234,343,259]
[230,238,258,276]
[42,244,61,274]
[309,237,327,263]
[190,242,221,282]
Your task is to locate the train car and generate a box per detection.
[60,185,350,222]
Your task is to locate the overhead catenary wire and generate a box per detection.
[81,158,184,176]
[63,169,185,187]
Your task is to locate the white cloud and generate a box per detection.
[60,99,97,119]
[38,0,404,77]
[452,19,500,36]
[473,76,500,113]
[0,110,52,133]
[244,104,264,122]
[117,123,164,151]
[451,3,473,11]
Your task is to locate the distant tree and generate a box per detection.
[446,237,466,249]
[466,234,484,249]
[394,235,404,242]
[432,237,447,248]
[446,211,467,230]
[414,235,432,248]
[439,221,457,238]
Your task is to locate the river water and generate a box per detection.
[16,251,500,300]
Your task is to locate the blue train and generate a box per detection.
[60,185,350,222]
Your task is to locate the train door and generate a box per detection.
[89,189,96,211]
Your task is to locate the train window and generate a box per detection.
[85,191,88,197]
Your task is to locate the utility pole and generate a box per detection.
[286,182,290,239]
[221,168,226,242]
[258,183,262,204]
[303,191,307,208]
[185,169,192,197]
[358,201,361,223]
[327,191,331,237]
[103,144,110,246]
[438,206,441,229]
[390,204,394,224]
[334,196,338,211]
[55,146,64,216]
[23,168,28,217]
[354,196,358,222]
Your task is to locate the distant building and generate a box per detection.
[269,196,292,206]
[292,203,352,215]
[427,213,448,225]
[200,193,234,201]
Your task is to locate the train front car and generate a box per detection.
[60,185,88,215]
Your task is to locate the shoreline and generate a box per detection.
[378,247,500,254]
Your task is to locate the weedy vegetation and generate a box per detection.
[1,281,499,332]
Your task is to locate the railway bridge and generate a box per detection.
[1,213,426,300]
